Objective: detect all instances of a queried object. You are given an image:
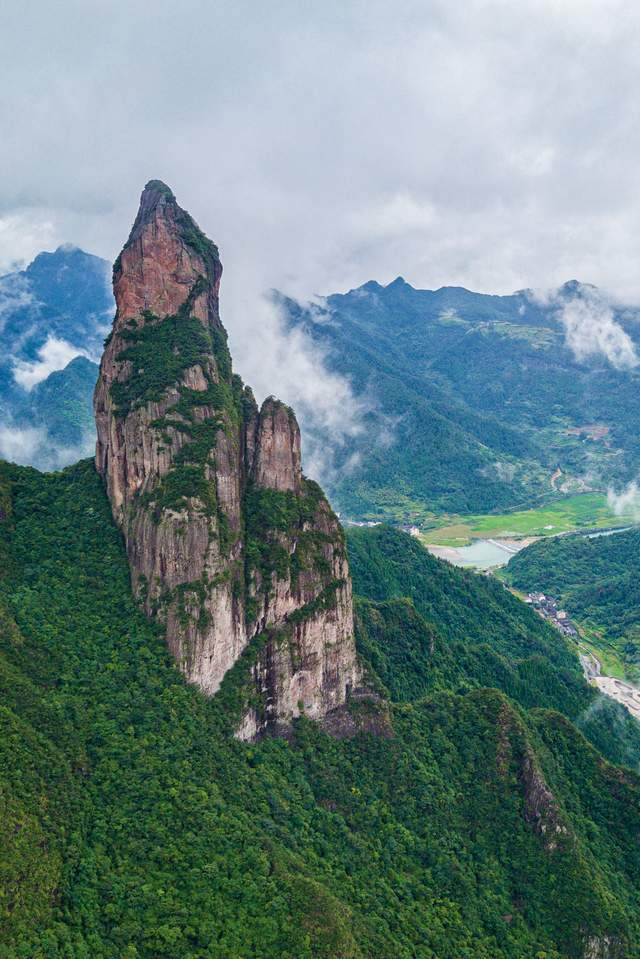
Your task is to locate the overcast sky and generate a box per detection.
[3,0,640,298]
[3,0,640,478]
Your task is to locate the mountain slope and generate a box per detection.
[1,459,640,958]
[0,245,109,469]
[504,528,640,681]
[349,524,640,769]
[280,278,640,520]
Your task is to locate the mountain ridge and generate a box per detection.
[281,274,640,520]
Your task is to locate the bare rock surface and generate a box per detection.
[94,180,363,735]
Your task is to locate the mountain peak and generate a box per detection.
[359,280,384,293]
[557,279,601,298]
[132,179,176,231]
[143,178,175,199]
[26,244,97,276]
[560,279,583,295]
[113,182,222,320]
[386,275,412,291]
[117,181,219,285]
[94,185,363,737]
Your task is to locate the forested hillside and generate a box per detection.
[281,279,640,521]
[0,246,108,468]
[2,461,640,958]
[348,525,640,767]
[505,529,640,681]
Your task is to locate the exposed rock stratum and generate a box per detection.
[94,180,362,737]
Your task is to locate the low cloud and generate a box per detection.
[0,421,95,471]
[224,290,371,486]
[0,424,47,464]
[13,335,92,390]
[0,273,35,336]
[607,480,640,520]
[530,284,639,370]
[558,286,639,370]
[0,213,56,277]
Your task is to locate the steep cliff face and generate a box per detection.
[94,180,361,735]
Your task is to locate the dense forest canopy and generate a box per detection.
[2,461,640,958]
[281,280,640,521]
[504,529,640,681]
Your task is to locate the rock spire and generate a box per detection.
[94,180,362,737]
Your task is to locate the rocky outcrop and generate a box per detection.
[583,936,622,959]
[520,748,568,852]
[94,180,363,736]
[248,397,302,493]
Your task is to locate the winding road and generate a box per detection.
[579,651,640,721]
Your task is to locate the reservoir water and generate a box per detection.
[427,538,521,569]
[427,524,638,570]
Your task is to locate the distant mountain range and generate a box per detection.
[2,246,640,522]
[0,245,111,469]
[280,277,640,520]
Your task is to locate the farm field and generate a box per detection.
[419,492,633,547]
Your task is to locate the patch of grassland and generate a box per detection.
[577,627,628,681]
[420,492,632,547]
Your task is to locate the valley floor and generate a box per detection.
[419,492,634,550]
[580,650,640,721]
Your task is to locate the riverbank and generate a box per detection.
[580,649,640,721]
[425,537,537,569]
[418,492,633,550]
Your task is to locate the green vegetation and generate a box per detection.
[145,179,175,199]
[109,279,240,527]
[244,480,341,621]
[23,356,97,452]
[348,524,640,768]
[110,280,212,417]
[504,528,640,682]
[419,493,631,546]
[2,463,640,957]
[174,205,220,265]
[282,281,640,521]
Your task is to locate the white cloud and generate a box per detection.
[529,283,639,369]
[508,146,555,177]
[0,424,47,464]
[608,481,640,520]
[0,421,95,471]
[0,213,56,276]
[4,0,640,303]
[558,286,638,370]
[12,335,92,390]
[0,273,35,334]
[5,0,640,479]
[223,290,370,484]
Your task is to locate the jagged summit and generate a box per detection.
[26,243,102,275]
[94,183,363,738]
[115,179,220,291]
[125,179,178,243]
[144,177,175,197]
[358,279,384,293]
[385,275,412,290]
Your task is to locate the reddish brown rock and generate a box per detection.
[249,397,302,493]
[94,180,365,736]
